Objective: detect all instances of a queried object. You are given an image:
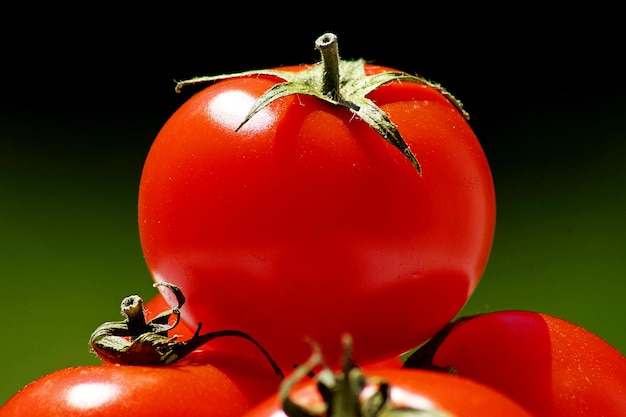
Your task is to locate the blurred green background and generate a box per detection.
[1,10,624,405]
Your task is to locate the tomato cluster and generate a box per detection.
[2,33,624,417]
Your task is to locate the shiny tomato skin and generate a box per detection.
[243,368,534,417]
[138,64,496,370]
[0,349,281,416]
[426,310,626,417]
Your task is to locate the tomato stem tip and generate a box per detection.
[315,33,341,101]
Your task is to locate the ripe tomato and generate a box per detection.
[244,367,534,417]
[138,33,496,370]
[0,348,282,416]
[403,310,626,417]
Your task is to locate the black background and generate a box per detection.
[4,10,624,137]
[3,9,624,182]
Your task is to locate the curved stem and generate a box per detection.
[315,33,341,100]
[169,327,285,378]
[402,315,476,372]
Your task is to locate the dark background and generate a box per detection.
[1,9,624,404]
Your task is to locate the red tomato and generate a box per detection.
[244,368,534,417]
[138,34,495,370]
[403,310,626,417]
[0,348,281,416]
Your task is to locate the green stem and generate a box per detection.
[315,33,341,100]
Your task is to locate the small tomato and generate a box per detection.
[0,284,283,416]
[404,310,626,417]
[244,335,533,417]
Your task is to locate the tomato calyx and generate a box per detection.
[89,282,284,378]
[174,33,468,175]
[280,334,451,417]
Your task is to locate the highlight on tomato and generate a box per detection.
[403,310,626,417]
[138,32,496,371]
[0,284,283,416]
[243,334,534,417]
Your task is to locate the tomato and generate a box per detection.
[1,286,283,416]
[0,349,281,416]
[403,310,626,417]
[244,334,532,417]
[244,367,534,417]
[138,33,496,370]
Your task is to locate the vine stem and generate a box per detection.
[316,33,341,101]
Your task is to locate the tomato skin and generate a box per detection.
[243,368,534,417]
[138,64,496,370]
[412,310,626,417]
[0,349,281,416]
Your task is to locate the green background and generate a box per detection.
[1,11,624,405]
